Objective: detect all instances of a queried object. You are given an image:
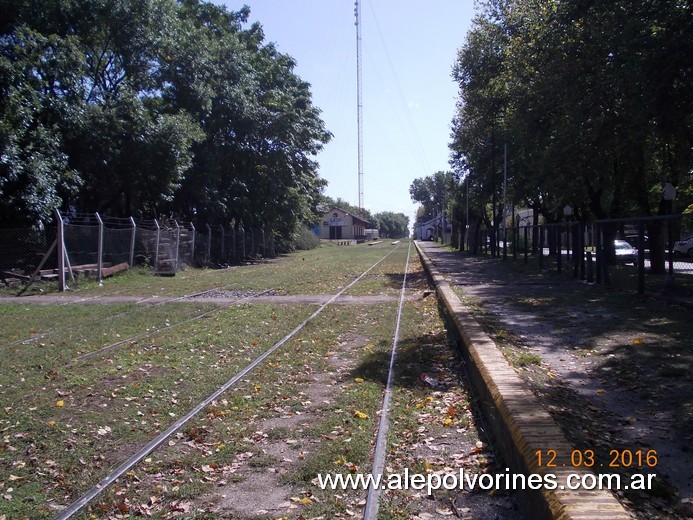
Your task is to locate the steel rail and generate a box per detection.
[364,240,411,519]
[72,289,274,362]
[55,243,401,519]
[0,283,255,352]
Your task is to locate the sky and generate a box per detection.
[218,1,477,227]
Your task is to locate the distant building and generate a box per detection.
[416,216,441,241]
[365,228,379,241]
[319,207,372,242]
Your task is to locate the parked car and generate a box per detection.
[674,236,693,257]
[624,234,649,250]
[614,239,638,265]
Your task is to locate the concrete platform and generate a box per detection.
[415,241,632,520]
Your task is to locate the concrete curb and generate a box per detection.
[415,242,631,520]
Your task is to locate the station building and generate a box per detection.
[320,207,372,242]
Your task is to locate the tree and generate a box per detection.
[409,171,456,220]
[374,211,409,238]
[450,0,693,267]
[0,27,83,226]
[0,0,333,250]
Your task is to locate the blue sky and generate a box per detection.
[218,1,476,225]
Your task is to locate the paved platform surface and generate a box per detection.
[416,241,693,519]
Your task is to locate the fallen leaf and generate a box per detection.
[353,410,369,419]
[354,378,364,383]
[55,400,64,408]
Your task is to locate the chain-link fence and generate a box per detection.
[468,214,692,295]
[0,211,278,292]
[0,226,58,286]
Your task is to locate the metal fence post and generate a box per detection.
[174,220,180,272]
[556,225,562,273]
[232,225,237,262]
[55,208,66,291]
[666,215,674,286]
[95,212,103,283]
[523,226,528,264]
[596,223,602,285]
[154,219,160,270]
[572,222,579,279]
[513,225,518,261]
[129,217,136,267]
[502,226,507,261]
[579,222,586,280]
[538,225,544,269]
[220,224,225,261]
[637,220,645,294]
[190,222,196,266]
[206,224,211,266]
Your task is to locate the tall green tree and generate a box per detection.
[410,171,456,221]
[0,0,332,245]
[374,211,410,238]
[0,27,83,226]
[450,0,692,268]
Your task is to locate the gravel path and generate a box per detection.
[0,293,398,306]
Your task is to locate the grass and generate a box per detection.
[2,241,407,299]
[0,300,321,518]
[0,241,424,518]
[517,352,542,366]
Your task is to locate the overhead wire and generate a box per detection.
[364,0,433,175]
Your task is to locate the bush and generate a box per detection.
[276,226,320,253]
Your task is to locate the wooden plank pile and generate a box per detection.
[2,262,129,285]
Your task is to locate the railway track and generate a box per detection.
[54,243,405,519]
[0,242,519,519]
[0,284,269,353]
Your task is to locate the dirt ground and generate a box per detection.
[419,242,693,520]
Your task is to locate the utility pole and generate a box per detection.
[354,0,364,212]
[491,127,496,256]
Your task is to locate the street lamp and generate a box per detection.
[663,183,676,286]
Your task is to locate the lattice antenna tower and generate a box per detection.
[354,0,364,212]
